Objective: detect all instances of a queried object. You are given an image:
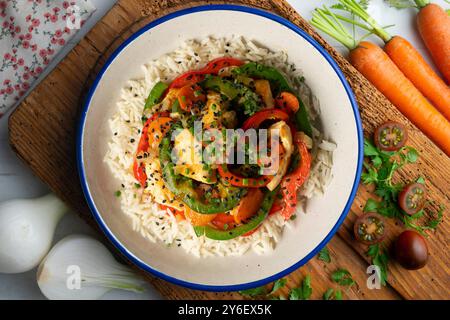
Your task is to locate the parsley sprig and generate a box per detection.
[331,268,356,287]
[323,288,343,300]
[318,246,331,263]
[289,275,313,300]
[239,275,313,300]
[366,243,389,286]
[362,139,444,235]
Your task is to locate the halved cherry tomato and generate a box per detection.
[353,212,385,245]
[177,84,206,111]
[374,121,408,151]
[184,206,217,226]
[279,136,311,220]
[275,92,299,113]
[231,189,264,224]
[399,183,426,215]
[217,164,272,188]
[242,109,290,130]
[133,112,172,186]
[168,57,244,90]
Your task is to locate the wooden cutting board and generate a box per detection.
[8,0,449,300]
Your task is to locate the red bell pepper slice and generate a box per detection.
[168,57,244,90]
[279,137,311,220]
[242,109,290,130]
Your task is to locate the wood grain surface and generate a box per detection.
[8,0,449,300]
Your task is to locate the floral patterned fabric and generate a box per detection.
[0,0,95,117]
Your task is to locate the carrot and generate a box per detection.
[415,1,450,84]
[335,0,450,121]
[275,92,300,113]
[349,41,450,156]
[384,36,450,121]
[311,6,450,156]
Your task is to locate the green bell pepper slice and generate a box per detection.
[193,187,278,240]
[233,62,313,137]
[159,136,243,214]
[144,81,168,110]
[201,76,240,99]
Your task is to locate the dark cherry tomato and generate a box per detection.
[374,121,408,151]
[399,183,426,215]
[395,230,428,270]
[353,212,386,245]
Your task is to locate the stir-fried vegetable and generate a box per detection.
[131,57,315,240]
[233,62,312,136]
[144,81,168,110]
[193,187,278,240]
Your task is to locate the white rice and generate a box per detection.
[104,36,336,257]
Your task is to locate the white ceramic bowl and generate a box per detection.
[78,5,363,291]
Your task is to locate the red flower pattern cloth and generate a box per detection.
[0,0,95,117]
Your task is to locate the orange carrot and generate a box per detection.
[384,36,450,121]
[275,92,300,113]
[416,3,450,84]
[335,0,450,121]
[350,41,450,156]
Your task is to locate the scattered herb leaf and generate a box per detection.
[289,275,312,300]
[367,244,389,286]
[318,246,331,263]
[331,269,355,287]
[270,278,287,294]
[323,288,343,300]
[239,286,267,297]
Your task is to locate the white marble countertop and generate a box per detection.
[0,0,446,300]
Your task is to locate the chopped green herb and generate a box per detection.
[331,269,355,287]
[289,274,312,300]
[114,190,121,197]
[134,183,141,189]
[318,246,331,263]
[270,278,287,294]
[323,288,343,300]
[366,244,389,286]
[416,176,425,184]
[239,286,267,297]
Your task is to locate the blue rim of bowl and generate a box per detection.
[77,4,364,292]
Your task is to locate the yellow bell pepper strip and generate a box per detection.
[184,207,217,226]
[193,187,278,240]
